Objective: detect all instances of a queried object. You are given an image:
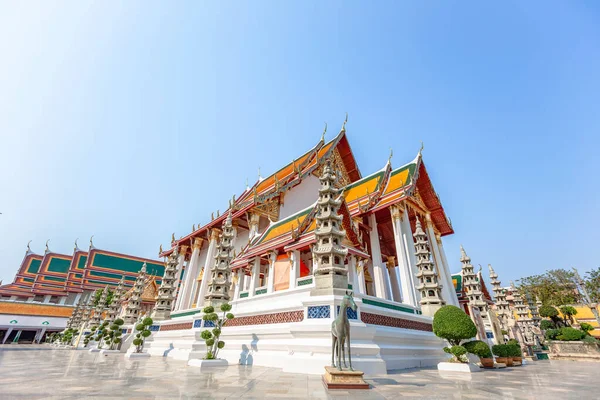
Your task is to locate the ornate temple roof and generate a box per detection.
[122,277,159,303]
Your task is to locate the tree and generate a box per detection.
[132,317,153,353]
[103,318,124,350]
[93,288,114,307]
[580,322,594,334]
[433,305,477,363]
[584,267,600,303]
[518,269,580,307]
[539,305,564,328]
[200,303,235,360]
[559,306,577,326]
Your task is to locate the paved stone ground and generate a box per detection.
[0,345,595,399]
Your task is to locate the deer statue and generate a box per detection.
[331,291,358,371]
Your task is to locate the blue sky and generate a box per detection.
[1,1,599,288]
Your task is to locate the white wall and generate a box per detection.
[0,313,67,329]
[279,174,320,220]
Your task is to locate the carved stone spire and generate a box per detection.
[204,212,234,308]
[311,160,349,295]
[123,263,147,324]
[488,264,510,330]
[413,217,445,316]
[80,298,93,329]
[460,246,488,316]
[106,276,125,323]
[90,285,109,327]
[526,292,541,326]
[152,248,179,320]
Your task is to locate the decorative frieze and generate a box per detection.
[360,312,433,332]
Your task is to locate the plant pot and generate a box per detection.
[495,357,508,365]
[505,357,514,367]
[512,356,522,365]
[480,357,494,368]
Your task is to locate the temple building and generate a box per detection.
[146,122,460,374]
[0,240,163,344]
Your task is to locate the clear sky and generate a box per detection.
[1,2,599,289]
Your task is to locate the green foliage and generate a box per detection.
[114,338,122,344]
[582,335,598,344]
[226,313,234,320]
[557,327,586,341]
[114,318,124,326]
[559,306,578,325]
[443,345,468,362]
[432,306,477,346]
[141,330,151,338]
[132,338,142,346]
[212,328,221,336]
[201,330,213,340]
[501,329,508,335]
[507,339,519,346]
[142,317,153,326]
[203,306,215,314]
[518,269,580,306]
[585,267,600,303]
[492,344,509,357]
[539,306,559,318]
[135,323,145,331]
[220,303,232,312]
[463,340,492,358]
[206,338,215,347]
[545,329,560,340]
[540,320,555,330]
[93,288,114,307]
[507,343,522,357]
[217,341,225,349]
[200,303,235,360]
[580,323,594,333]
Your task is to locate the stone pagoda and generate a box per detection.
[312,160,348,295]
[90,285,109,327]
[123,263,147,324]
[511,282,532,326]
[152,247,179,320]
[488,264,510,330]
[413,217,445,316]
[204,213,234,308]
[526,293,541,326]
[460,246,489,322]
[80,298,93,329]
[106,276,126,323]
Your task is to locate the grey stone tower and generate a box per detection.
[488,264,510,330]
[152,248,179,320]
[106,276,125,323]
[123,263,146,324]
[80,298,93,329]
[413,217,445,316]
[90,285,109,327]
[204,212,234,308]
[312,160,348,295]
[460,246,489,322]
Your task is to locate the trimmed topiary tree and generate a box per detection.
[132,317,153,353]
[94,321,109,349]
[580,322,594,334]
[556,327,586,341]
[104,318,125,350]
[539,305,563,327]
[433,305,477,363]
[559,306,577,326]
[463,340,492,358]
[200,303,235,360]
[540,320,555,331]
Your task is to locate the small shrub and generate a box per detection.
[557,327,586,341]
[582,335,598,344]
[507,343,522,357]
[443,345,467,362]
[545,329,560,340]
[200,303,235,360]
[540,320,555,330]
[433,306,477,347]
[539,305,559,318]
[580,323,594,333]
[463,340,492,358]
[492,344,509,357]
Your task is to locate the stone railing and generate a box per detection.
[548,340,600,361]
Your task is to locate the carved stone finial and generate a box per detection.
[193,224,196,231]
[171,233,176,242]
[74,238,79,252]
[217,210,220,218]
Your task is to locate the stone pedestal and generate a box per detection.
[311,274,349,296]
[99,349,120,356]
[125,352,151,359]
[187,359,229,370]
[322,366,369,390]
[89,348,101,353]
[437,362,481,373]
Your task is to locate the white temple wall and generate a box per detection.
[278,174,320,219]
[232,229,249,256]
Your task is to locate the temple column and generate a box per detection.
[386,257,402,303]
[289,250,300,290]
[390,205,417,306]
[400,204,420,304]
[172,245,188,310]
[43,295,51,303]
[249,258,260,298]
[348,256,357,292]
[267,251,277,294]
[58,297,66,305]
[178,238,203,309]
[425,214,449,305]
[368,214,389,300]
[437,235,459,306]
[356,258,366,295]
[2,328,13,344]
[195,229,220,308]
[234,269,244,299]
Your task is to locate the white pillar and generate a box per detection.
[234,269,244,299]
[196,230,220,308]
[356,258,366,295]
[267,251,277,294]
[348,256,357,292]
[74,293,82,305]
[43,295,52,303]
[172,245,188,310]
[249,258,260,298]
[400,204,420,304]
[289,250,300,290]
[58,297,66,305]
[436,232,459,306]
[425,214,450,305]
[368,214,389,300]
[179,238,203,310]
[2,328,13,344]
[387,258,402,303]
[391,205,417,306]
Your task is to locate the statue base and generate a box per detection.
[322,366,370,390]
[310,274,350,296]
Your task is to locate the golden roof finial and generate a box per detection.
[321,122,327,142]
[171,233,175,242]
[211,212,214,221]
[419,141,424,157]
[159,244,163,255]
[193,224,196,231]
[388,148,393,164]
[341,112,348,132]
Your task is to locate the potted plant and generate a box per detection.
[492,344,511,366]
[132,317,153,353]
[507,341,522,365]
[432,305,479,372]
[464,340,494,368]
[188,303,235,369]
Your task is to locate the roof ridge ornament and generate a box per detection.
[89,235,95,249]
[418,141,424,157]
[341,112,348,133]
[159,244,163,256]
[321,122,327,142]
[74,238,80,252]
[388,148,393,164]
[45,239,51,254]
[26,240,32,254]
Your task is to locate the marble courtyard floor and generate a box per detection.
[0,345,595,399]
